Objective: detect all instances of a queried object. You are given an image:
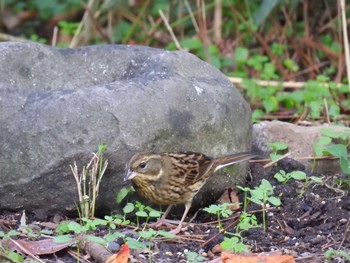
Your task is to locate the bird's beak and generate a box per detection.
[124,169,137,181]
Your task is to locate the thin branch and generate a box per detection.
[339,0,350,93]
[159,9,182,50]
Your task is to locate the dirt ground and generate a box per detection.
[1,158,349,262]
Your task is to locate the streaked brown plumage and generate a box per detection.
[124,151,256,234]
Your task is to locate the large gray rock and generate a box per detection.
[0,42,252,216]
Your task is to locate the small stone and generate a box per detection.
[107,242,120,252]
[165,251,173,256]
[339,218,348,224]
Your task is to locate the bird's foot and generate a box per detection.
[147,218,173,228]
[169,224,188,235]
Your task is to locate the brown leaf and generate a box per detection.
[10,239,70,255]
[221,251,295,263]
[217,188,240,211]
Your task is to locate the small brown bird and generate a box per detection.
[124,151,256,234]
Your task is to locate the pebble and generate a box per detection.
[339,218,348,224]
[107,242,120,252]
[165,251,173,256]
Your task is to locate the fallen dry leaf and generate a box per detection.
[217,188,240,211]
[9,239,71,255]
[221,251,295,263]
[105,243,129,263]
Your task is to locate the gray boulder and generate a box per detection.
[0,42,252,216]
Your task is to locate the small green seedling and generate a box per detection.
[274,170,307,184]
[185,251,206,263]
[274,170,323,195]
[249,179,281,232]
[236,211,259,236]
[116,186,135,204]
[203,203,234,231]
[220,236,249,253]
[314,128,350,183]
[134,201,162,229]
[324,248,350,262]
[135,228,175,261]
[266,142,288,161]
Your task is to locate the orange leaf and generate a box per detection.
[221,252,295,263]
[105,243,129,263]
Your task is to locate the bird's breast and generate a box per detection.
[132,177,196,205]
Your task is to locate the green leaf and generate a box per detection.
[290,171,307,180]
[314,144,324,157]
[270,153,282,161]
[123,203,135,214]
[40,229,53,235]
[53,235,73,243]
[185,251,206,262]
[237,185,250,192]
[249,189,264,203]
[56,221,70,235]
[149,210,162,218]
[68,222,83,234]
[253,0,282,26]
[324,144,348,158]
[156,230,176,239]
[309,101,323,118]
[260,179,273,191]
[267,142,289,151]
[321,128,341,138]
[252,109,264,122]
[180,38,203,50]
[268,196,281,206]
[135,211,148,217]
[235,47,249,64]
[92,218,107,226]
[329,105,340,117]
[116,187,129,203]
[283,59,299,72]
[274,172,288,183]
[220,236,249,253]
[203,204,220,214]
[126,237,148,249]
[262,96,278,113]
[105,232,124,242]
[249,196,263,205]
[317,136,332,145]
[7,230,20,237]
[7,251,24,262]
[339,157,350,174]
[139,230,155,239]
[86,235,107,246]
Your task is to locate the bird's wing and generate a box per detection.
[166,152,214,185]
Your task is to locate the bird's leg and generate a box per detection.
[170,202,191,234]
[148,205,173,228]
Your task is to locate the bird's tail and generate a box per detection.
[214,152,257,172]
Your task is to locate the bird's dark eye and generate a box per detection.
[139,162,147,168]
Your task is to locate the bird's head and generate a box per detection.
[124,152,164,182]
